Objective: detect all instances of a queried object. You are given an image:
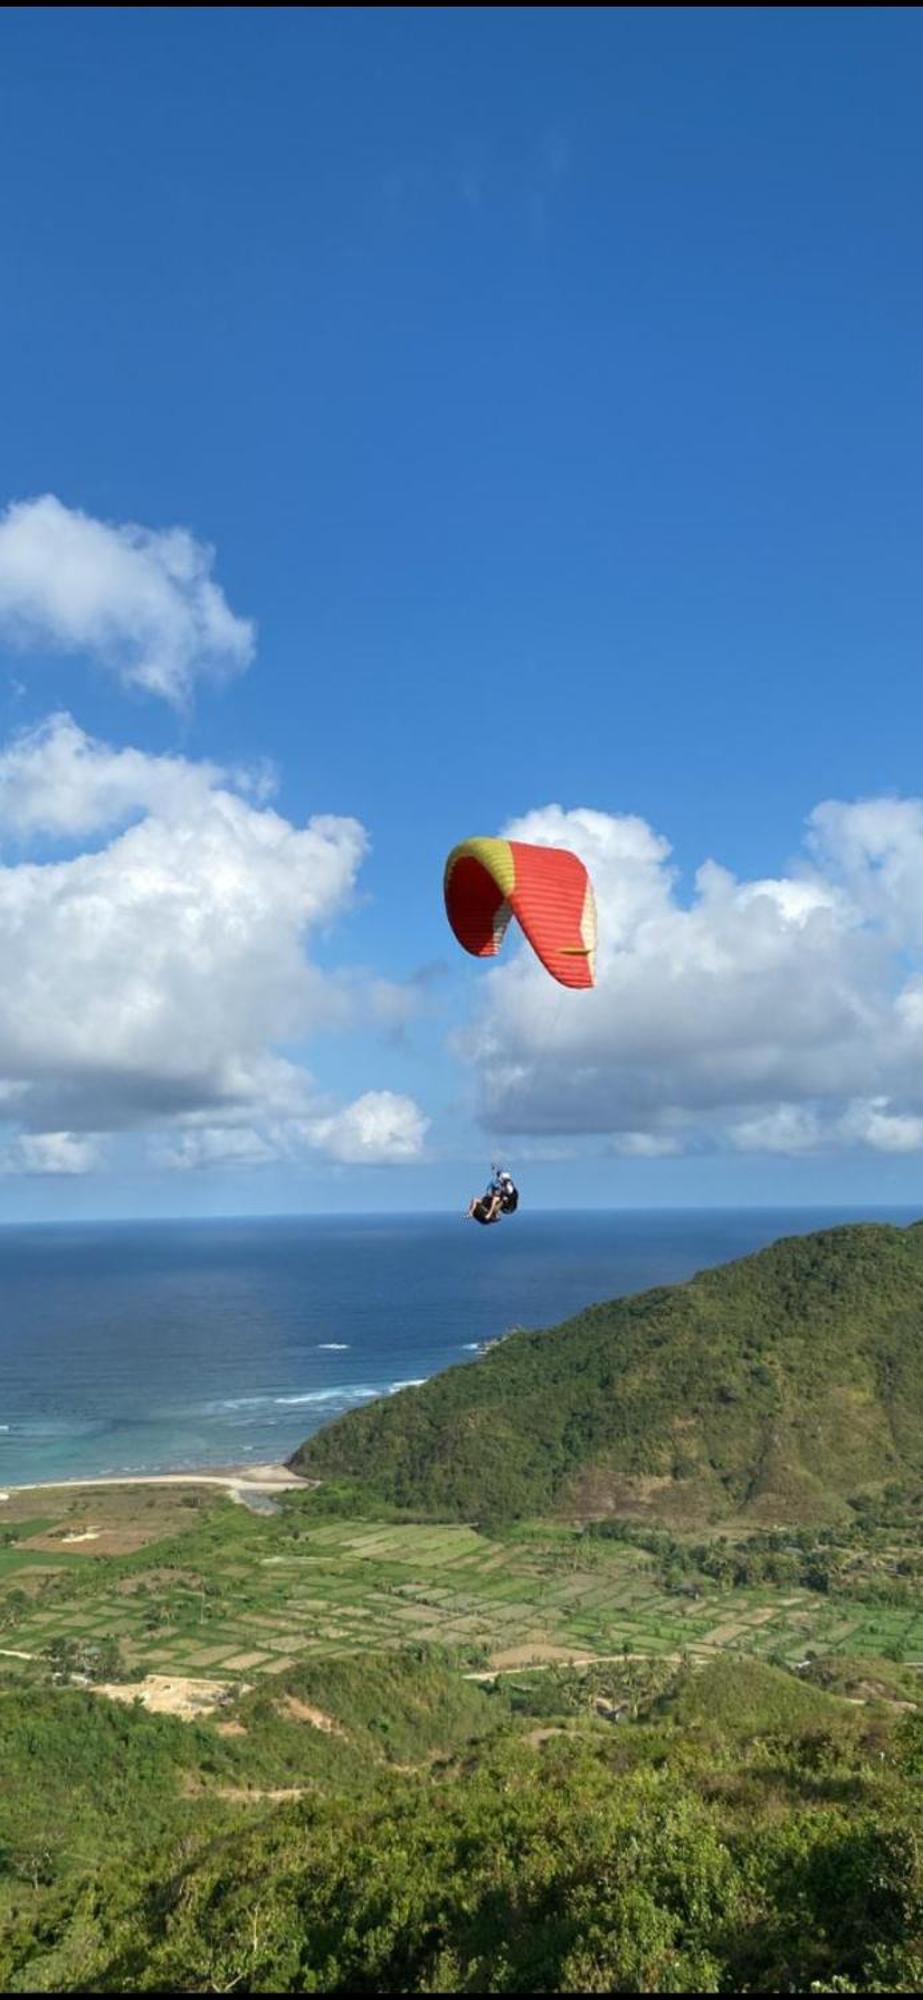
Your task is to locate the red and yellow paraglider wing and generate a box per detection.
[444,837,596,989]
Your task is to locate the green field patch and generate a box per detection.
[0,1515,55,1540]
[385,1603,440,1622]
[178,1644,238,1666]
[235,1608,303,1624]
[343,1535,407,1557]
[0,1547,77,1577]
[263,1599,330,1616]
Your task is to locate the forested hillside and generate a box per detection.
[292,1223,923,1525]
[4,1650,923,1993]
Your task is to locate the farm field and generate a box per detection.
[2,1482,923,1693]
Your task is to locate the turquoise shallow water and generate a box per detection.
[0,1207,916,1487]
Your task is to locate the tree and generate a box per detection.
[45,1637,79,1683]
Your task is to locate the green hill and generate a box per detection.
[290,1221,923,1526]
[658,1655,855,1736]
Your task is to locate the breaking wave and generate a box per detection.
[274,1387,379,1407]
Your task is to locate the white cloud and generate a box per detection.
[456,798,923,1157]
[154,1125,279,1172]
[0,784,365,1131]
[0,496,254,707]
[0,712,230,838]
[153,1084,429,1171]
[0,1131,103,1175]
[728,1107,823,1155]
[837,1098,923,1154]
[0,715,428,1171]
[305,1091,430,1165]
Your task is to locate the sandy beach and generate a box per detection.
[0,1462,313,1503]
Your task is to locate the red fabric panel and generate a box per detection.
[444,854,507,957]
[508,841,593,988]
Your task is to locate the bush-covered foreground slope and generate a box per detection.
[292,1221,923,1525]
[3,1649,923,1994]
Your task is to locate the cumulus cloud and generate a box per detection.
[152,1086,429,1171]
[0,711,232,838]
[305,1091,430,1165]
[0,496,254,706]
[0,715,428,1169]
[457,798,923,1157]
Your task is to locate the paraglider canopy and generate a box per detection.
[443,837,596,990]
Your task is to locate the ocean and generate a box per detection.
[0,1206,917,1488]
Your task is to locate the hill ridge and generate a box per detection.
[290,1220,923,1526]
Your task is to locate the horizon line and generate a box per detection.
[0,1201,919,1231]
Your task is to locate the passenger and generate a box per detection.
[468,1187,503,1225]
[467,1169,519,1225]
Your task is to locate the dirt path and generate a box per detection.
[465,1647,699,1680]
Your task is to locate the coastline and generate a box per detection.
[0,1461,313,1503]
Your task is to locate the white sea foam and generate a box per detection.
[274,1387,378,1407]
[388,1378,426,1392]
[208,1396,268,1412]
[462,1343,481,1350]
[199,1385,377,1417]
[317,1342,350,1350]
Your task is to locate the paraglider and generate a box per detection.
[467,1167,519,1226]
[445,835,597,1224]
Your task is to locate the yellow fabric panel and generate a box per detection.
[444,837,516,899]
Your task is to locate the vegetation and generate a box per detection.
[3,1650,923,1993]
[6,1218,923,1989]
[291,1221,923,1526]
[0,1650,503,1906]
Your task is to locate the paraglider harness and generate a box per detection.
[469,1169,519,1225]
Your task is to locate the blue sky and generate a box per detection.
[2,6,923,1217]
